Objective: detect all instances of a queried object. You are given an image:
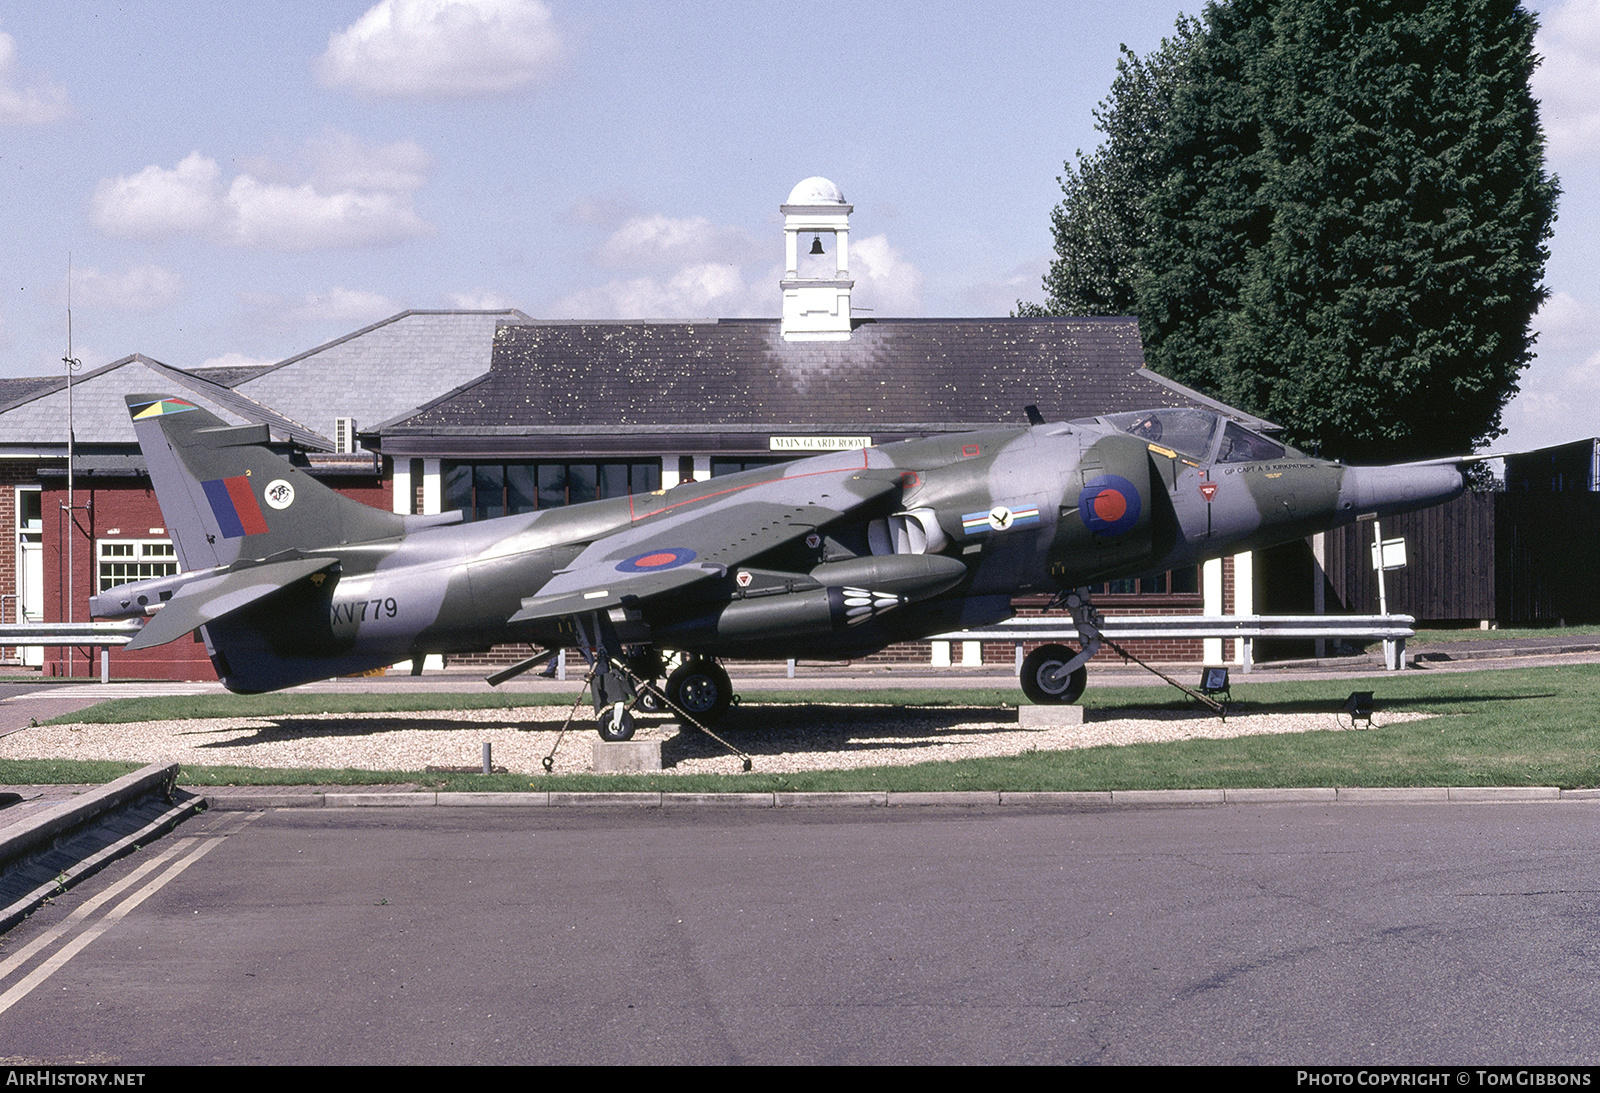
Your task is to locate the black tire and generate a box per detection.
[665,659,733,725]
[1019,643,1088,705]
[596,705,636,742]
[636,688,667,714]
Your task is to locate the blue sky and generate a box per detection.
[1,0,1595,455]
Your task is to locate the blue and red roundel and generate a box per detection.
[616,547,697,573]
[1078,475,1142,536]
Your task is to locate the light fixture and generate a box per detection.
[1343,691,1375,727]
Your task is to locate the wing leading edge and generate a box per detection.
[509,453,906,627]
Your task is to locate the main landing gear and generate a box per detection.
[593,656,734,742]
[557,612,737,742]
[664,659,733,725]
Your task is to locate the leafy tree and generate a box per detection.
[1033,0,1557,462]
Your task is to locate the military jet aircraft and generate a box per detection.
[94,395,1466,740]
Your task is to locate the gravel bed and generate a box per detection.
[0,703,1428,777]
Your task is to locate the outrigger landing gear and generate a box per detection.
[1022,589,1103,705]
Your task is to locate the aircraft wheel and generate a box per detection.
[1019,643,1088,705]
[636,687,667,714]
[666,660,733,725]
[596,705,636,742]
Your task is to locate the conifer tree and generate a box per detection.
[1035,0,1557,461]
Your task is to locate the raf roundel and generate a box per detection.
[1077,475,1142,536]
[616,547,697,573]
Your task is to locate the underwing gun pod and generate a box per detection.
[98,395,1466,741]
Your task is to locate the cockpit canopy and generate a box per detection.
[1095,409,1287,464]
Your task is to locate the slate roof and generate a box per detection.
[0,376,64,412]
[189,363,277,387]
[0,354,328,450]
[232,309,531,443]
[377,317,1262,456]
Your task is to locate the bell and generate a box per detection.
[809,234,824,255]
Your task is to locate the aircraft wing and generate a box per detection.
[509,456,904,626]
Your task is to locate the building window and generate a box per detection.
[98,539,178,592]
[710,456,797,478]
[441,460,662,522]
[1093,568,1199,598]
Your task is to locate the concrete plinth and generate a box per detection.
[1018,704,1086,728]
[593,740,662,772]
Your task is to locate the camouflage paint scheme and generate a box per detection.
[94,396,1464,733]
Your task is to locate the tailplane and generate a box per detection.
[127,394,407,570]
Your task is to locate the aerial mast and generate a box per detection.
[62,256,82,676]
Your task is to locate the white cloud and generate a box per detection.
[961,256,1053,316]
[443,289,519,309]
[1497,290,1600,451]
[592,214,765,267]
[71,265,182,312]
[225,176,432,250]
[306,131,432,193]
[91,152,225,241]
[1533,0,1600,162]
[547,202,929,320]
[550,202,925,320]
[91,135,434,251]
[0,29,70,126]
[319,0,561,99]
[547,263,772,319]
[1529,290,1592,354]
[849,234,925,315]
[286,287,404,324]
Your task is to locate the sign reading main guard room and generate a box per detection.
[770,436,872,452]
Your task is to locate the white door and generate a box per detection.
[17,487,42,666]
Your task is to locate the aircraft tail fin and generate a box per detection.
[127,394,407,571]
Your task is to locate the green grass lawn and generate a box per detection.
[1409,624,1600,645]
[4,664,1597,792]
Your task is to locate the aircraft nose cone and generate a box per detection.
[1338,463,1465,519]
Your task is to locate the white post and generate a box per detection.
[392,461,411,515]
[422,459,441,515]
[1233,550,1254,668]
[1311,531,1327,658]
[1202,557,1225,664]
[1372,518,1400,670]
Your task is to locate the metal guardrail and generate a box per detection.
[0,622,143,645]
[0,621,144,683]
[928,614,1417,672]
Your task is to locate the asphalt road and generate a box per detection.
[3,798,1600,1065]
